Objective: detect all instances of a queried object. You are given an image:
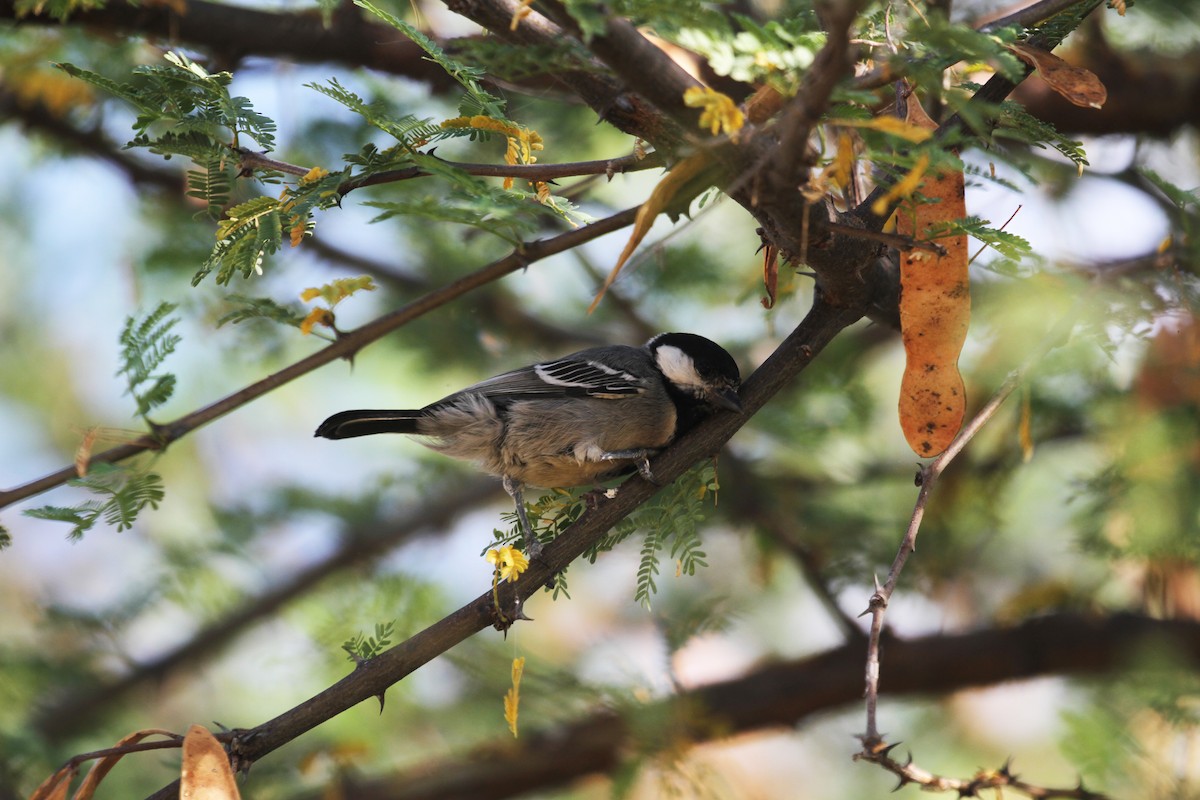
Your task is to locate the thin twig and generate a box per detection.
[339,151,666,193]
[859,302,1086,758]
[236,148,312,177]
[861,366,1024,743]
[825,220,947,255]
[0,206,640,511]
[853,0,1107,91]
[856,748,1109,799]
[66,735,185,767]
[234,146,666,193]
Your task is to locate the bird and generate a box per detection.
[315,332,742,557]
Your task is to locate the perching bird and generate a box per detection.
[315,332,741,556]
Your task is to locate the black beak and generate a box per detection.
[710,386,743,413]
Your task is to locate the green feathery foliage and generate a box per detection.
[364,190,540,244]
[630,480,711,609]
[24,464,165,540]
[929,215,1033,261]
[195,196,284,286]
[994,99,1090,169]
[486,462,717,605]
[561,0,729,40]
[343,620,396,661]
[307,78,450,148]
[354,0,506,119]
[57,52,277,219]
[677,14,825,92]
[582,462,718,608]
[1140,168,1200,212]
[217,295,308,329]
[117,301,181,419]
[13,0,101,20]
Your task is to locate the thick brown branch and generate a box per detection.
[442,0,684,147]
[536,0,705,132]
[0,0,445,81]
[306,613,1198,800]
[0,85,179,191]
[767,0,865,192]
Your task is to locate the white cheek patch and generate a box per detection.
[654,345,703,391]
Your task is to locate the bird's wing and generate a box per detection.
[446,357,650,403]
[533,357,649,397]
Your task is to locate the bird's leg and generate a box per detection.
[502,475,543,558]
[598,448,660,484]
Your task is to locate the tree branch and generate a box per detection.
[766,0,866,193]
[536,0,705,132]
[343,151,666,192]
[234,147,667,191]
[859,302,1087,757]
[443,0,685,147]
[0,85,179,191]
[312,613,1199,800]
[0,0,445,81]
[861,366,1027,744]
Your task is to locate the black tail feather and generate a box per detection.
[315,410,423,439]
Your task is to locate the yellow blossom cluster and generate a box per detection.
[279,166,332,246]
[298,276,377,334]
[682,86,745,141]
[485,545,529,583]
[441,115,544,189]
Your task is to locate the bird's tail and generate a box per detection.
[315,410,423,439]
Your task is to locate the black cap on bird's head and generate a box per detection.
[646,332,743,415]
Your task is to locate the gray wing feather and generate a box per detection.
[430,353,649,409]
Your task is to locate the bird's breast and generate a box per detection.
[500,394,676,488]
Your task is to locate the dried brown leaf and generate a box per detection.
[1008,43,1107,109]
[588,154,708,313]
[180,725,240,800]
[72,729,178,800]
[27,766,74,800]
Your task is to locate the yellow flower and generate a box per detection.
[486,545,530,583]
[299,307,334,335]
[441,116,545,191]
[299,276,377,307]
[682,86,745,140]
[300,166,330,184]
